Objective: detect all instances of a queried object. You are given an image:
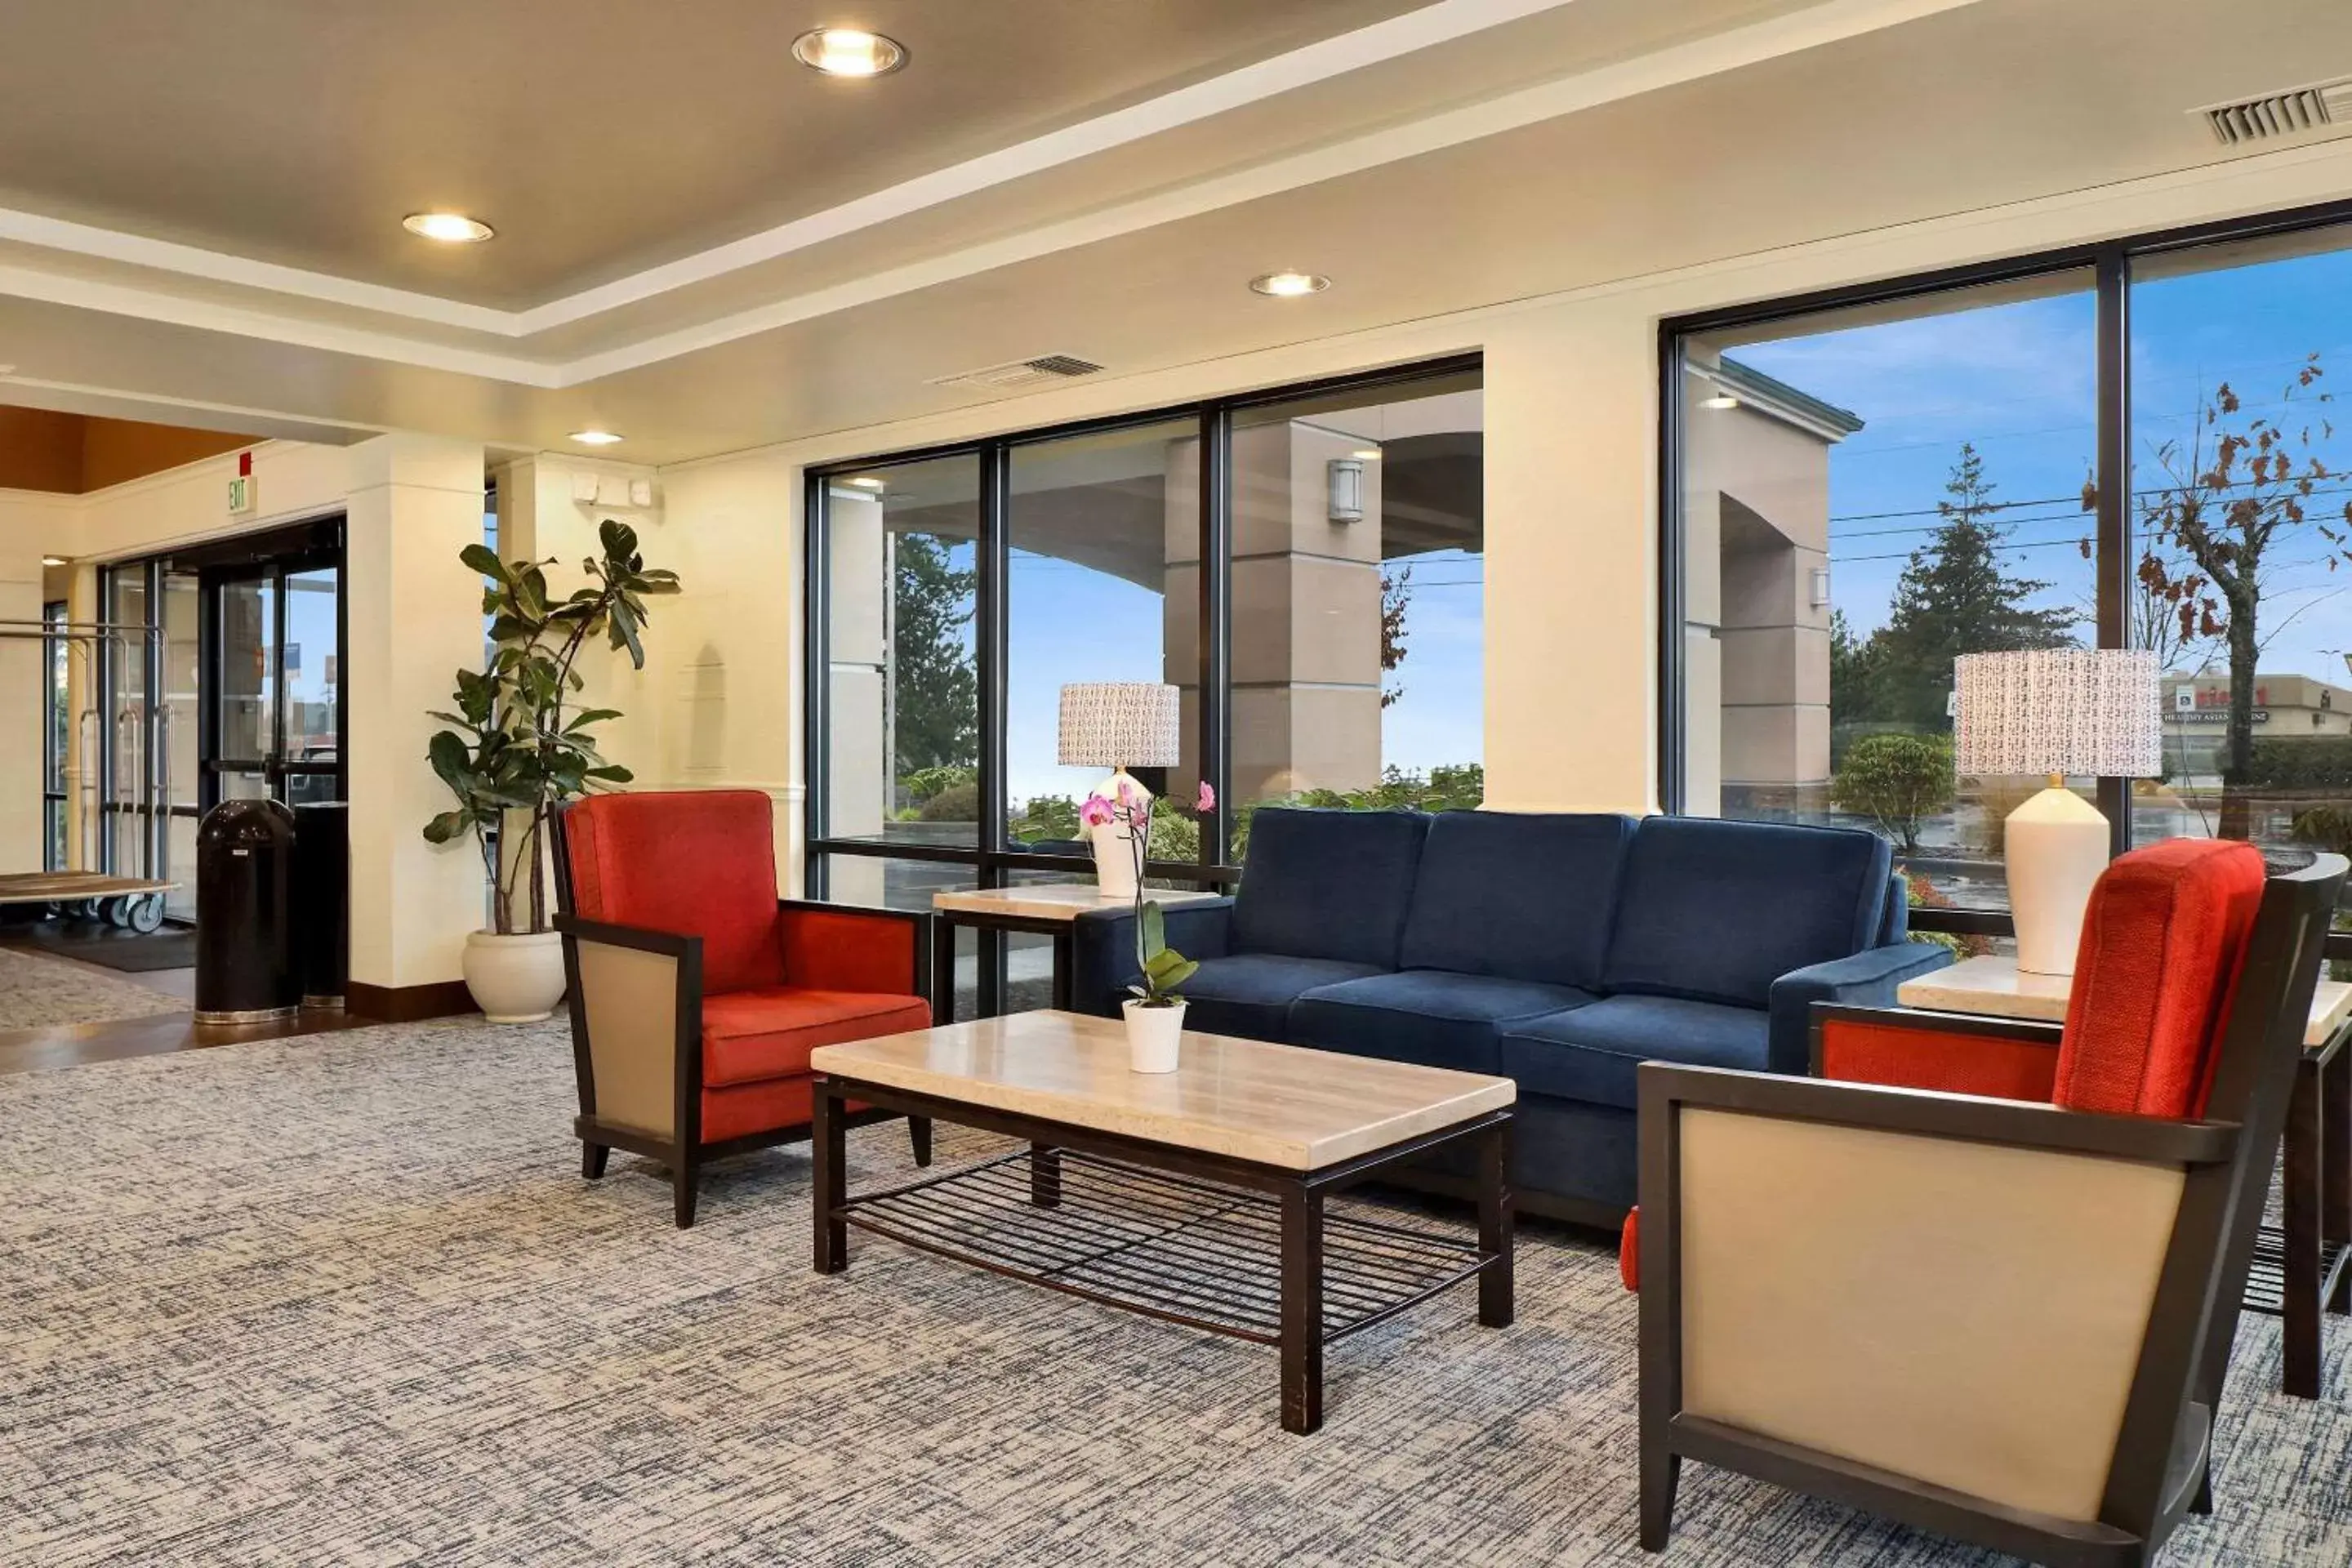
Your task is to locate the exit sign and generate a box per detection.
[227,451,256,518]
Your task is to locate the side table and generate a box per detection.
[1900,953,2352,1398]
[929,882,1227,1025]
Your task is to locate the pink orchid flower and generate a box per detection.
[1080,795,1116,829]
[1196,781,1217,813]
[1116,777,1139,813]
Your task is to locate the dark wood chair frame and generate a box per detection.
[1637,853,2344,1568]
[550,805,938,1228]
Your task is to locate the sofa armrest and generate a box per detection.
[777,899,929,999]
[1069,898,1236,1016]
[1765,942,1953,1076]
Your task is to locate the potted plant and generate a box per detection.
[423,519,679,1022]
[1082,779,1214,1071]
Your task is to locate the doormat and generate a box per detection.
[7,928,198,973]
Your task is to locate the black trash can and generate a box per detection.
[194,798,298,1024]
[292,801,350,1010]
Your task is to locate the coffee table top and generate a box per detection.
[809,1010,1513,1172]
[932,883,1226,922]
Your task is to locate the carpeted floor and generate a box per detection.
[0,943,186,1030]
[0,1018,2345,1566]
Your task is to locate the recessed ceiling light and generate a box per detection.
[403,212,494,243]
[568,430,625,446]
[846,476,886,490]
[1250,271,1330,298]
[41,555,69,568]
[1699,394,1740,411]
[793,28,906,77]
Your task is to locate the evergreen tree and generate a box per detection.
[1865,443,2076,728]
[892,534,978,773]
[1829,607,1878,721]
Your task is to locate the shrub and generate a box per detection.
[1830,733,1955,855]
[918,781,979,822]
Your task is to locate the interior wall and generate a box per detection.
[0,408,254,495]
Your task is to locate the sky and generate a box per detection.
[1729,230,2352,694]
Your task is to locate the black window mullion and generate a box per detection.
[1197,402,1233,869]
[1656,330,1688,816]
[2095,246,2134,860]
[803,469,832,900]
[975,440,1011,1015]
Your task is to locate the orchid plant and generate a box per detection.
[1083,778,1216,1009]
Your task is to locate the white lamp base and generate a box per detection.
[2005,784,2109,978]
[1087,769,1152,899]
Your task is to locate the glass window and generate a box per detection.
[822,454,981,847]
[1005,418,1200,858]
[42,600,67,871]
[1677,271,2098,916]
[1228,372,1486,833]
[2129,223,2352,871]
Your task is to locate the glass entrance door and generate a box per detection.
[202,556,343,810]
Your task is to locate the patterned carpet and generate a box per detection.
[0,944,185,1030]
[0,1018,2345,1566]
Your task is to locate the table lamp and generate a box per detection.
[1953,648,2161,976]
[1058,682,1182,898]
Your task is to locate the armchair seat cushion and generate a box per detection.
[1177,953,1384,1042]
[702,987,932,1089]
[1499,996,1770,1110]
[1292,969,1598,1075]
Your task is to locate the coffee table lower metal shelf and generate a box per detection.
[811,1076,1513,1434]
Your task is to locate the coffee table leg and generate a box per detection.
[1280,1182,1325,1434]
[1478,1117,1516,1329]
[2326,1047,2350,1315]
[1031,1144,1063,1209]
[2285,1055,2322,1397]
[813,1079,847,1275]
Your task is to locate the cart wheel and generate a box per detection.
[73,899,102,923]
[127,895,166,934]
[44,901,64,920]
[104,896,133,929]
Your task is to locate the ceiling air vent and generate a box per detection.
[2197,78,2352,146]
[927,354,1105,393]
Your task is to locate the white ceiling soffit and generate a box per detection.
[0,0,1984,390]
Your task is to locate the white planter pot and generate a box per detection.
[1123,999,1186,1073]
[462,929,567,1023]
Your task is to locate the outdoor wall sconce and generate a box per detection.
[1328,458,1365,523]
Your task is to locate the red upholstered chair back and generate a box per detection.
[2053,838,2268,1119]
[561,790,785,996]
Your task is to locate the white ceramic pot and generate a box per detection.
[462,929,568,1023]
[1123,998,1186,1073]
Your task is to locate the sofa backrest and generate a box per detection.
[1602,816,1893,1009]
[1232,807,1429,968]
[1399,810,1637,989]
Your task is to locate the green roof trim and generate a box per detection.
[1715,356,1865,436]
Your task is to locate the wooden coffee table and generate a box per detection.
[808,1010,1516,1433]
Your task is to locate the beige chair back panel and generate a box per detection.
[1677,1107,2185,1523]
[577,943,681,1138]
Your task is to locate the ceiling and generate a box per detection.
[0,0,2349,467]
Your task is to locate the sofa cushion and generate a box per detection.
[1499,996,1771,1111]
[1232,807,1429,968]
[1398,811,1637,989]
[1602,816,1891,1009]
[564,789,784,995]
[1177,952,1383,1042]
[1291,969,1598,1075]
[702,987,933,1089]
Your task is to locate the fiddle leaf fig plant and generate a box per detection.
[423,519,680,935]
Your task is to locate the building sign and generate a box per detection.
[2170,710,2268,724]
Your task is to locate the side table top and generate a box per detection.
[1899,953,2352,1049]
[932,882,1226,922]
[810,1009,1513,1171]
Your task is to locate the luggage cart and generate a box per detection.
[0,616,174,932]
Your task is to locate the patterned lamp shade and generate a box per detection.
[1058,682,1182,769]
[1953,648,2163,777]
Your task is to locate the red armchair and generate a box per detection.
[1629,840,2342,1566]
[552,789,934,1227]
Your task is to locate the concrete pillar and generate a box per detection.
[0,525,42,871]
[825,488,889,907]
[344,434,491,989]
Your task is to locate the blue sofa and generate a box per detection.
[1070,806,1951,1225]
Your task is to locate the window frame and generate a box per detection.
[1656,194,2352,950]
[802,353,1486,924]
